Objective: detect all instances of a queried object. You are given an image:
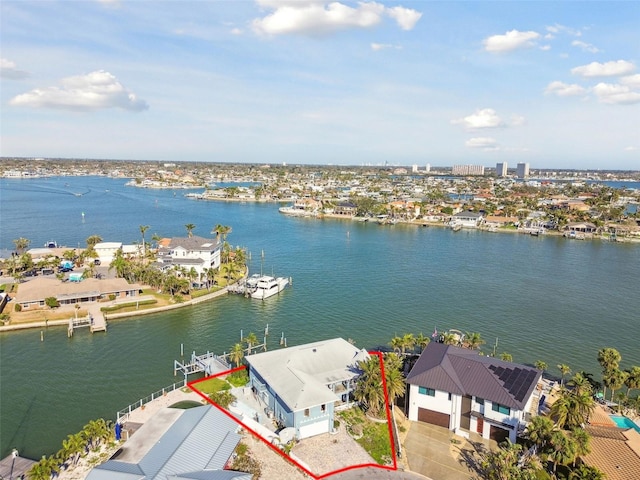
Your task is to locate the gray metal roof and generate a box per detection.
[246,338,369,411]
[86,405,241,480]
[406,343,541,410]
[169,471,252,480]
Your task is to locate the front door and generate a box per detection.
[460,395,472,430]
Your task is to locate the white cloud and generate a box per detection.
[1,58,29,80]
[483,29,540,53]
[253,1,383,35]
[544,81,588,97]
[592,82,640,105]
[465,137,498,150]
[370,43,400,51]
[252,1,420,35]
[540,44,551,51]
[571,40,600,53]
[386,6,422,31]
[571,60,635,77]
[9,70,149,112]
[451,108,504,130]
[546,24,581,37]
[510,114,526,127]
[620,74,640,89]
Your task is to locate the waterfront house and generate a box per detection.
[334,201,358,216]
[85,405,250,480]
[581,425,640,480]
[450,210,484,228]
[245,338,370,440]
[13,277,142,310]
[156,235,222,280]
[94,242,123,264]
[405,342,542,443]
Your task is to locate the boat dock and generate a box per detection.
[67,307,107,337]
[174,351,232,378]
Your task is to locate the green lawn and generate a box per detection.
[194,377,231,395]
[338,407,392,465]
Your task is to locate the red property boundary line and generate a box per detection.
[188,351,397,479]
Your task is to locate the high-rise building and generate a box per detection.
[516,162,530,178]
[412,164,419,173]
[452,164,485,176]
[496,162,507,177]
[425,163,431,173]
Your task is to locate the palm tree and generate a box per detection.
[185,223,196,237]
[558,364,572,387]
[85,234,103,250]
[548,430,576,473]
[13,237,30,254]
[213,224,232,242]
[570,427,591,466]
[109,249,128,279]
[525,415,554,455]
[151,232,162,250]
[500,352,513,362]
[441,332,458,345]
[604,368,628,402]
[463,332,485,350]
[389,336,403,354]
[415,332,430,352]
[139,225,150,257]
[568,372,592,396]
[244,332,258,354]
[624,365,640,397]
[597,347,621,399]
[534,361,548,373]
[229,343,244,367]
[354,356,385,417]
[401,333,415,354]
[568,464,605,480]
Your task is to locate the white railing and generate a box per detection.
[116,379,187,424]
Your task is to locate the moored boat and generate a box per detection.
[250,275,289,300]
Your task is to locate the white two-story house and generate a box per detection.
[156,236,221,281]
[406,342,542,444]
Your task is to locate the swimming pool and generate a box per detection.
[610,415,640,433]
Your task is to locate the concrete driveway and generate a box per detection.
[403,422,494,480]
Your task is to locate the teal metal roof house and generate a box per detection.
[85,405,250,480]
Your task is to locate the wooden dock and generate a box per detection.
[67,308,107,337]
[0,452,36,480]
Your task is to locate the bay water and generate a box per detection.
[1,176,639,459]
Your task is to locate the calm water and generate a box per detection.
[1,176,639,459]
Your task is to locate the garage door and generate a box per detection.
[489,425,510,443]
[417,408,450,428]
[299,419,330,439]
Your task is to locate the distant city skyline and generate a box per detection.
[1,1,639,170]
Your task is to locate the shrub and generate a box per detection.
[14,303,22,312]
[45,297,60,308]
[108,294,116,301]
[227,369,249,387]
[209,391,235,409]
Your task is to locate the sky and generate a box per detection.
[1,1,639,170]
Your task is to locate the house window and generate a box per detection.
[321,404,326,413]
[304,408,310,417]
[492,403,510,415]
[448,393,452,401]
[476,397,484,405]
[418,386,435,396]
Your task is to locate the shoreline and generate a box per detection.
[0,286,230,334]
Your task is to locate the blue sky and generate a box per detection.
[1,1,639,170]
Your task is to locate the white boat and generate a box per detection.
[278,206,319,217]
[250,276,289,300]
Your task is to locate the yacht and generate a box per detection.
[250,276,289,300]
